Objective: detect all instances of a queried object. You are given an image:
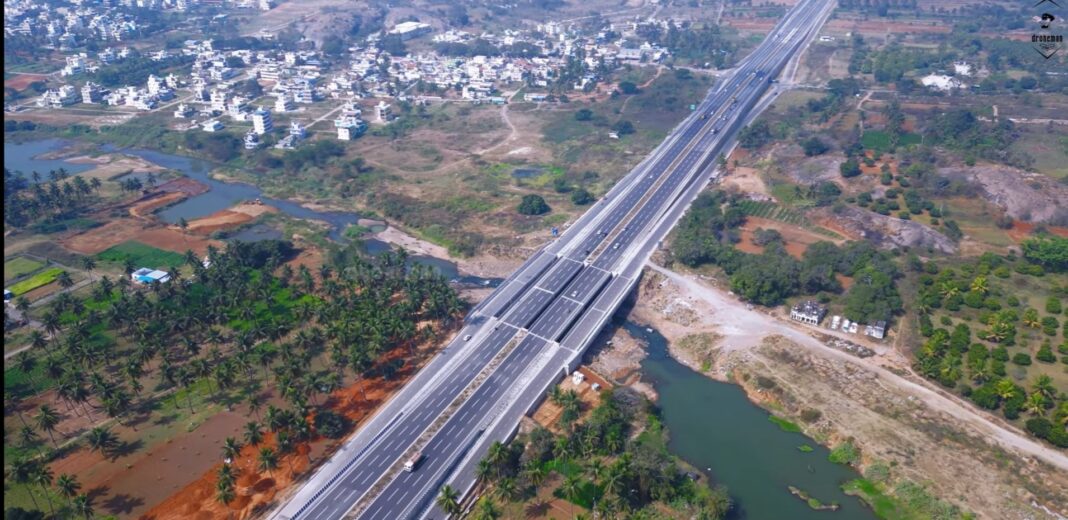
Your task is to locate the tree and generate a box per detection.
[801,137,829,156]
[570,188,594,205]
[72,493,94,520]
[34,405,61,447]
[222,436,242,463]
[574,109,593,121]
[87,426,119,458]
[612,120,635,136]
[517,195,550,216]
[561,474,582,518]
[7,458,41,510]
[55,473,81,507]
[472,497,501,520]
[436,485,461,516]
[840,159,862,178]
[30,464,56,517]
[617,81,640,94]
[1021,236,1067,272]
[244,421,264,447]
[257,447,279,477]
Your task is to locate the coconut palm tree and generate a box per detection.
[35,405,61,447]
[72,493,94,519]
[436,484,461,516]
[257,447,279,478]
[31,463,56,516]
[7,458,41,510]
[81,257,97,282]
[222,437,242,463]
[87,426,118,458]
[244,421,263,447]
[1032,375,1056,401]
[561,474,582,519]
[472,497,500,520]
[970,276,988,295]
[995,379,1017,401]
[1025,392,1047,416]
[55,473,81,507]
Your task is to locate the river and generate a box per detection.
[627,321,876,520]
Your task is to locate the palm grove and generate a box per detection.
[5,239,464,518]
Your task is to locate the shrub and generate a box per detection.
[801,137,829,157]
[574,108,593,121]
[517,194,550,215]
[1036,343,1056,363]
[755,376,777,389]
[828,440,860,466]
[840,159,862,178]
[570,188,594,205]
[800,408,822,423]
[1011,353,1032,366]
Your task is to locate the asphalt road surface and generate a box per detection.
[276,0,835,518]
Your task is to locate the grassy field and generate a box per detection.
[6,267,64,296]
[861,131,922,153]
[96,240,187,269]
[4,256,45,283]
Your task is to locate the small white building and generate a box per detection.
[131,268,171,284]
[174,103,194,118]
[864,321,888,339]
[202,120,224,132]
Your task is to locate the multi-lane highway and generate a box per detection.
[274,0,834,518]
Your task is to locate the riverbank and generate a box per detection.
[610,262,1068,519]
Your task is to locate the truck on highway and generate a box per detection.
[404,452,424,472]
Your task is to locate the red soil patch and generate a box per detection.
[1006,221,1068,243]
[129,192,187,219]
[737,216,836,259]
[60,218,221,257]
[47,410,249,519]
[142,328,458,520]
[4,73,46,90]
[62,219,153,255]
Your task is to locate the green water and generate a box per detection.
[628,321,877,520]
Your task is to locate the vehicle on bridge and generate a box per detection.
[404,452,424,472]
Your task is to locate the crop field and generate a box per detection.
[6,267,64,296]
[96,240,187,269]
[3,256,45,283]
[735,199,841,238]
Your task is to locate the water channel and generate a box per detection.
[7,140,500,286]
[626,321,876,520]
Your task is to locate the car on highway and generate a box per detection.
[464,334,472,341]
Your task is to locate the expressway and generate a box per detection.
[275,0,834,518]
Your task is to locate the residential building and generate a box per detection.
[375,100,392,122]
[335,115,367,140]
[789,300,827,325]
[251,108,273,135]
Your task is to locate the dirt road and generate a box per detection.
[645,262,1068,473]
